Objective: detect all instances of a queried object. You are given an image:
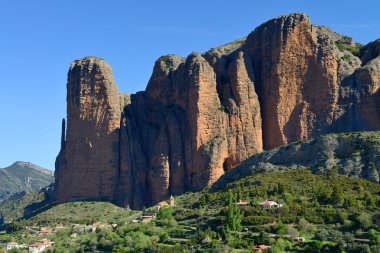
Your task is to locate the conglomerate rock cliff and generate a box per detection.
[55,13,380,208]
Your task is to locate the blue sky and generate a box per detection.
[0,1,379,170]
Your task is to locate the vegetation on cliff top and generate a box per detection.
[335,40,361,57]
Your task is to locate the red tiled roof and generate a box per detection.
[29,242,45,247]
[29,240,52,247]
[254,245,271,249]
[259,200,276,205]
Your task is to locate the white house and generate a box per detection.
[259,200,283,208]
[28,239,53,253]
[294,236,306,243]
[6,242,19,251]
[140,215,154,223]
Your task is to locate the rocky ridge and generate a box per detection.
[0,162,53,202]
[56,13,380,208]
[211,131,380,191]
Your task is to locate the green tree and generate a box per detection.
[356,213,372,229]
[331,183,343,205]
[157,206,174,220]
[257,231,269,245]
[226,190,242,231]
[5,221,23,233]
[368,229,380,245]
[277,183,285,194]
[273,238,292,252]
[297,218,311,232]
[307,240,324,252]
[287,227,299,241]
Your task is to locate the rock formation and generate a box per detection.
[56,13,380,208]
[56,57,121,203]
[211,131,380,192]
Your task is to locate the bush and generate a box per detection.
[336,41,360,57]
[242,216,275,226]
[328,229,343,243]
[314,229,328,241]
[356,213,372,229]
[297,218,311,232]
[345,242,370,253]
[305,240,324,252]
[157,206,174,220]
[286,227,298,241]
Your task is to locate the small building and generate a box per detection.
[259,200,283,208]
[169,195,175,206]
[294,236,305,243]
[38,227,53,235]
[82,225,95,232]
[19,244,29,249]
[237,201,249,206]
[6,242,19,251]
[28,239,53,253]
[253,245,271,253]
[140,215,153,223]
[54,225,66,232]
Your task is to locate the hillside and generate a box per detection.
[0,162,53,202]
[0,169,379,252]
[212,131,380,191]
[55,12,380,209]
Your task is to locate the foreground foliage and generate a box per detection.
[1,169,379,252]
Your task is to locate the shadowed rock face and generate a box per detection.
[56,13,380,209]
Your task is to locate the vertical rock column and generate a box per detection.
[353,40,380,130]
[185,53,229,189]
[245,13,339,149]
[56,57,121,203]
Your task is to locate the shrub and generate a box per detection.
[336,41,361,57]
[345,242,370,253]
[356,213,372,229]
[297,218,311,232]
[314,229,328,241]
[286,227,299,241]
[242,216,275,226]
[157,206,174,220]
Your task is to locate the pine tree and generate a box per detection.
[278,183,285,194]
[331,183,343,205]
[226,190,242,232]
[237,186,242,202]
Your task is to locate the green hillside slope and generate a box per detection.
[1,171,379,252]
[0,161,53,202]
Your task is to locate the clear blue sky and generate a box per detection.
[0,1,379,170]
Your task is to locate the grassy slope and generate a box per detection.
[30,201,138,225]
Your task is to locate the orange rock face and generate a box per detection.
[56,14,380,208]
[56,57,121,203]
[245,14,341,149]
